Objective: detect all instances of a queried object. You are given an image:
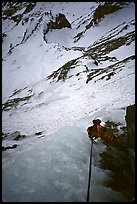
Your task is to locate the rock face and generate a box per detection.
[44,13,71,35]
[126,104,135,149]
[2,131,26,151]
[99,104,135,201]
[125,104,135,201]
[2,144,18,151]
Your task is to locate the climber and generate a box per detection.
[87,119,106,141]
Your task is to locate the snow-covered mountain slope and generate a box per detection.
[2,2,135,202]
[2,2,135,135]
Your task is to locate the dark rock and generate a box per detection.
[125,104,135,149]
[14,134,26,141]
[94,60,98,66]
[47,58,78,82]
[99,108,135,201]
[35,131,43,135]
[44,13,71,35]
[2,94,33,111]
[2,144,18,151]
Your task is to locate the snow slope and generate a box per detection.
[2,2,135,202]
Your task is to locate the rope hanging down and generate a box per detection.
[86,138,94,202]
